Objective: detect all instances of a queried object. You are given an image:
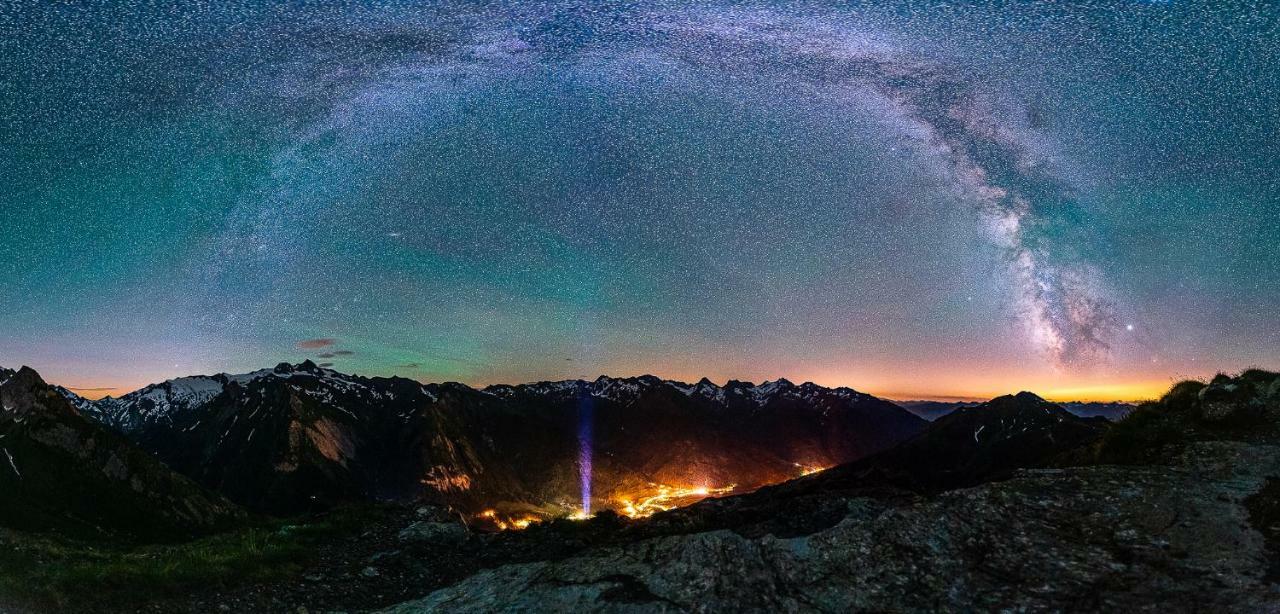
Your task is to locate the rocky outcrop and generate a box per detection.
[398,521,467,545]
[0,366,243,539]
[1197,372,1277,424]
[1097,369,1280,465]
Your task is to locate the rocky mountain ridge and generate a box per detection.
[0,366,242,540]
[899,398,1133,422]
[57,362,927,519]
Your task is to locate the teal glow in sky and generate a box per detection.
[1,1,1277,400]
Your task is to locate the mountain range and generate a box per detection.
[898,398,1133,422]
[8,359,1277,612]
[53,361,926,519]
[1,358,1140,537]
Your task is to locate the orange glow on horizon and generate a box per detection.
[45,354,1241,404]
[60,373,1177,404]
[875,380,1172,404]
[68,379,1169,404]
[458,348,1237,404]
[62,387,128,401]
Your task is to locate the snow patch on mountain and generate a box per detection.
[57,361,402,432]
[3,447,18,478]
[485,375,879,410]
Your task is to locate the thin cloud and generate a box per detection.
[297,338,337,349]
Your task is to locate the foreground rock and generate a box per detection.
[385,441,1280,613]
[399,520,467,544]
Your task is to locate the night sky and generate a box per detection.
[2,1,1277,401]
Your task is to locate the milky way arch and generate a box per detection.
[218,5,1118,368]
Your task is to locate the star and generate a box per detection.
[0,1,1274,400]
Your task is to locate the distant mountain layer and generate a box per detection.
[0,366,242,539]
[688,390,1112,537]
[60,362,927,516]
[899,399,1133,422]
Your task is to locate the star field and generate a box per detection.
[1,1,1277,401]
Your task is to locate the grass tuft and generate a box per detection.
[0,505,380,612]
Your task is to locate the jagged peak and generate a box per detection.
[485,374,836,406]
[264,359,335,376]
[486,375,667,403]
[0,365,17,387]
[1,365,79,418]
[756,378,795,394]
[57,363,900,433]
[9,365,47,388]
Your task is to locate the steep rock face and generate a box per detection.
[53,385,107,420]
[63,367,925,517]
[63,361,560,515]
[0,366,242,539]
[126,361,456,515]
